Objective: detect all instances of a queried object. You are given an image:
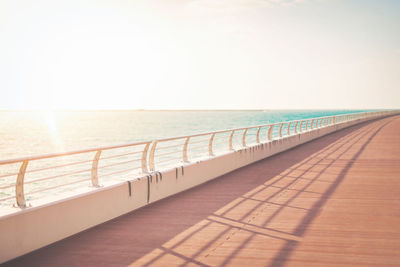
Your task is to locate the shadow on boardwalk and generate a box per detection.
[6,117,396,267]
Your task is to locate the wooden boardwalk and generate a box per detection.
[5,115,400,266]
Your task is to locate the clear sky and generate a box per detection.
[1,0,399,110]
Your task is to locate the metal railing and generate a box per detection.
[0,110,395,208]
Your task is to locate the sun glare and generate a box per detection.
[38,109,64,152]
[1,0,399,110]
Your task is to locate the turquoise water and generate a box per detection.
[0,109,372,160]
[0,109,378,207]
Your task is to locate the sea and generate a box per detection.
[0,109,371,160]
[0,109,374,208]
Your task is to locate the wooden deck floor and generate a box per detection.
[5,115,400,267]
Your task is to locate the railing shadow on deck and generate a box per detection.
[268,117,394,267]
[4,116,395,267]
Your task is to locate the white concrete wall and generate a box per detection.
[0,114,389,263]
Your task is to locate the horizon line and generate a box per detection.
[0,108,394,112]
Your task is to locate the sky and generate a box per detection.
[0,0,399,110]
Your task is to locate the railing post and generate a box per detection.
[311,119,314,129]
[319,118,323,128]
[287,122,291,135]
[91,150,102,187]
[299,121,303,132]
[16,160,28,208]
[268,125,274,140]
[149,141,158,171]
[305,120,309,131]
[208,133,216,156]
[294,121,298,134]
[279,123,283,137]
[242,129,248,147]
[256,127,261,143]
[229,130,235,150]
[141,142,151,173]
[183,137,190,162]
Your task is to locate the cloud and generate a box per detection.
[184,0,308,11]
[178,0,309,39]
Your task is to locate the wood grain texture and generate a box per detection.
[5,115,400,267]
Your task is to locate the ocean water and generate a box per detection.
[0,109,370,160]
[0,109,372,207]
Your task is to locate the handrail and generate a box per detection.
[0,110,397,208]
[134,111,367,144]
[0,140,151,166]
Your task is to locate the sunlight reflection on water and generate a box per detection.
[0,110,369,207]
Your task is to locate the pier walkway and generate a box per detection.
[5,115,400,266]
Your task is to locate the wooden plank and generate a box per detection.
[5,115,400,267]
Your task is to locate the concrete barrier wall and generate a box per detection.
[0,114,389,263]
